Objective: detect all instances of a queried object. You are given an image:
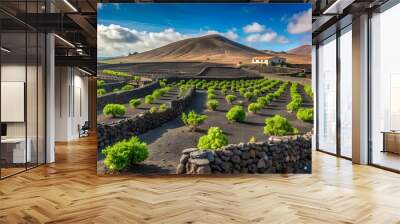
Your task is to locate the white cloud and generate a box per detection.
[205,30,220,35]
[243,22,266,33]
[245,31,290,45]
[225,30,238,40]
[287,9,312,34]
[276,36,289,44]
[98,24,187,57]
[99,24,140,43]
[245,31,277,43]
[245,34,260,43]
[205,28,238,40]
[243,22,290,44]
[97,3,102,10]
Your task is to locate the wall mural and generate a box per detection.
[96,3,313,175]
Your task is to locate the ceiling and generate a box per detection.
[0,0,97,74]
[6,0,387,71]
[311,0,390,43]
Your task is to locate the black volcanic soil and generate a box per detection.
[115,85,313,174]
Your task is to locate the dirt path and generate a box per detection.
[132,91,207,174]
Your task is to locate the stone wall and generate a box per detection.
[97,81,160,111]
[241,64,302,74]
[97,88,195,150]
[100,81,128,92]
[176,133,312,174]
[167,76,262,82]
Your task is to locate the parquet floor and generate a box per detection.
[1,135,400,223]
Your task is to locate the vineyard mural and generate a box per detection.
[97,3,313,175]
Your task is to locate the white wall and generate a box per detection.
[55,66,69,141]
[1,64,26,138]
[1,62,46,164]
[54,67,89,141]
[72,72,89,138]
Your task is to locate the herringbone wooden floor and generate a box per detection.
[1,135,400,224]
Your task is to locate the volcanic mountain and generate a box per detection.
[104,34,272,64]
[287,45,311,55]
[265,44,311,65]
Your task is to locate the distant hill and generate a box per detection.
[103,35,311,65]
[287,45,311,55]
[98,57,114,61]
[263,50,286,54]
[261,45,311,65]
[104,34,272,64]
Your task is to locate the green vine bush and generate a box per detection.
[207,99,219,110]
[248,102,262,114]
[103,104,126,118]
[181,110,208,131]
[264,115,298,136]
[102,136,149,172]
[97,89,106,96]
[296,107,313,122]
[129,98,141,109]
[197,127,228,150]
[226,105,246,122]
[225,94,236,104]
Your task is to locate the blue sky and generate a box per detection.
[97,3,311,57]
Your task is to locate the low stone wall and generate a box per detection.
[97,88,195,150]
[176,133,312,174]
[241,64,302,74]
[167,76,262,83]
[101,81,128,92]
[97,81,160,111]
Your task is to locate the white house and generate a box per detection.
[252,56,286,65]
